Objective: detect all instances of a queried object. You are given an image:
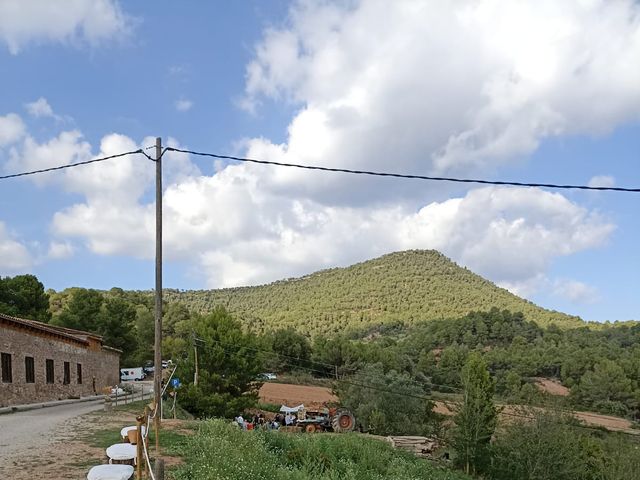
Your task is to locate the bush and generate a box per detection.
[489,408,640,480]
[172,419,471,480]
[336,363,435,436]
[179,384,255,419]
[490,409,593,480]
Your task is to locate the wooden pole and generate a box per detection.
[136,415,143,480]
[154,136,163,452]
[153,458,165,480]
[173,392,178,420]
[193,341,199,386]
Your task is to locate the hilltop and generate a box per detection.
[162,250,583,334]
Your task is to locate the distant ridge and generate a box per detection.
[162,250,583,334]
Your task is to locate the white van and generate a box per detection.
[120,367,146,381]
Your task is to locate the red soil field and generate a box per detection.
[260,382,637,435]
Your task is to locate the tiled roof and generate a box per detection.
[0,312,101,346]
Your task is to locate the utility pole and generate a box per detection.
[154,137,163,451]
[191,332,200,386]
[193,336,199,386]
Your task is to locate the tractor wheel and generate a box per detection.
[304,424,318,433]
[331,409,355,433]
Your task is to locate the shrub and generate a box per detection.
[172,419,471,480]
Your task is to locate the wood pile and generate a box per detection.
[279,426,302,433]
[385,436,438,458]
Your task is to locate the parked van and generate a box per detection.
[120,367,146,381]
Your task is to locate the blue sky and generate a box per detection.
[0,0,638,322]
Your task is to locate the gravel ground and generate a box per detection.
[0,400,105,467]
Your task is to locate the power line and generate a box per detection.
[191,335,639,437]
[165,147,640,193]
[194,335,464,393]
[0,149,145,181]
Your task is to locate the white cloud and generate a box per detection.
[174,99,193,112]
[0,222,32,274]
[25,97,56,119]
[45,134,198,256]
[241,0,640,205]
[553,279,600,304]
[192,185,614,289]
[44,138,615,291]
[396,187,614,287]
[0,113,26,147]
[47,241,74,260]
[2,118,613,293]
[5,130,92,185]
[0,0,130,54]
[588,175,616,188]
[2,0,633,296]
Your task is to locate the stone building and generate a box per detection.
[0,312,120,407]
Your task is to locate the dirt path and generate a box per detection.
[434,400,637,434]
[0,400,105,469]
[0,401,160,479]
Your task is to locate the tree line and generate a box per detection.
[2,274,639,479]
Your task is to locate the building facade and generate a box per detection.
[0,312,120,407]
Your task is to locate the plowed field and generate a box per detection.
[259,382,337,408]
[260,382,638,435]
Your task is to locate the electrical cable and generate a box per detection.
[193,336,639,437]
[195,335,464,393]
[165,147,640,193]
[0,149,144,180]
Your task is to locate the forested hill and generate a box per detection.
[162,250,583,334]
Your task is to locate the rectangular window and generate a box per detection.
[63,361,70,385]
[25,356,35,383]
[77,363,82,384]
[46,359,54,384]
[1,352,12,383]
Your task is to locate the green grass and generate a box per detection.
[84,418,194,450]
[172,419,470,479]
[257,402,282,413]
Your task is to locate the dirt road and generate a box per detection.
[0,399,105,471]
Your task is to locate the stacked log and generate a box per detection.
[385,436,438,458]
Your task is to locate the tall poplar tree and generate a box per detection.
[452,353,498,475]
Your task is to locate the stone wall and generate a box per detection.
[0,323,120,407]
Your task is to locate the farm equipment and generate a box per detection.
[296,407,356,433]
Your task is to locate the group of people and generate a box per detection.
[233,411,298,430]
[275,412,299,426]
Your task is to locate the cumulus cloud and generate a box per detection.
[3,123,615,292]
[0,113,26,147]
[2,0,633,296]
[25,97,56,119]
[39,134,197,256]
[553,279,600,304]
[0,222,32,274]
[241,0,640,205]
[47,241,74,260]
[0,0,130,54]
[177,185,615,289]
[4,130,92,185]
[36,132,614,290]
[174,99,193,112]
[588,175,616,188]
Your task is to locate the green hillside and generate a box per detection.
[163,250,583,334]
